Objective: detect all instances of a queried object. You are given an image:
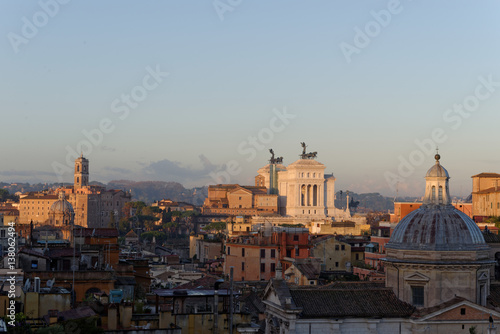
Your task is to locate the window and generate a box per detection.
[261,249,265,258]
[438,186,443,203]
[0,230,4,238]
[31,260,38,269]
[355,253,359,260]
[460,308,466,315]
[293,235,299,241]
[242,248,245,257]
[335,262,339,267]
[310,281,315,285]
[335,245,339,251]
[431,186,436,202]
[260,263,265,272]
[341,245,345,251]
[411,286,424,306]
[286,249,291,257]
[227,247,231,255]
[271,249,276,258]
[239,197,242,200]
[271,263,276,272]
[241,262,245,271]
[295,248,299,256]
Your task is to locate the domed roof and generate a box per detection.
[387,154,487,252]
[387,206,487,251]
[49,192,74,215]
[425,154,449,178]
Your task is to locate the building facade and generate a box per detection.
[472,172,500,219]
[384,154,495,309]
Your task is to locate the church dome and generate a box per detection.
[425,154,449,178]
[387,206,487,251]
[49,192,74,215]
[387,154,487,252]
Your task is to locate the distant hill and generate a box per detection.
[107,180,208,205]
[334,191,419,213]
[0,181,208,206]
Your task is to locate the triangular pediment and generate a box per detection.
[228,187,252,195]
[404,272,430,282]
[478,272,489,281]
[417,298,500,322]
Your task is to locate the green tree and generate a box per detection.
[3,312,33,334]
[487,216,500,229]
[203,221,227,239]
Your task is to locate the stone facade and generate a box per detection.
[472,172,500,218]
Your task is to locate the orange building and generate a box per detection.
[224,226,310,281]
[18,156,131,228]
[391,202,472,223]
[203,184,278,216]
[471,172,500,220]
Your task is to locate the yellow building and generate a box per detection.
[203,184,278,216]
[472,172,500,218]
[310,235,352,271]
[18,155,130,228]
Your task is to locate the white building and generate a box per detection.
[255,144,355,223]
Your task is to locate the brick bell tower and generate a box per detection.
[74,154,89,189]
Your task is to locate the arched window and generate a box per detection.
[431,186,436,202]
[438,186,443,204]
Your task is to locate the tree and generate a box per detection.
[3,312,32,334]
[0,189,18,202]
[203,221,227,239]
[487,216,500,229]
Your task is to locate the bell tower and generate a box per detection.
[74,154,89,189]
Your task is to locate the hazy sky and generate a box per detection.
[1,1,499,197]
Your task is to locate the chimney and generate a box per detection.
[275,262,282,279]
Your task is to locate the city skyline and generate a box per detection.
[1,1,500,197]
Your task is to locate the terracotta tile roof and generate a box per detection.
[76,228,119,237]
[472,173,500,178]
[475,186,500,194]
[44,306,96,323]
[21,194,58,200]
[412,296,467,318]
[239,291,266,314]
[20,248,49,259]
[125,230,139,238]
[483,231,500,243]
[294,263,320,280]
[289,288,415,318]
[48,248,80,258]
[318,281,386,290]
[173,274,229,290]
[488,284,500,309]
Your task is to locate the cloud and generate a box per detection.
[0,170,56,177]
[100,145,117,152]
[139,155,223,186]
[102,167,133,174]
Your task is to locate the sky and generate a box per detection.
[1,1,499,197]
